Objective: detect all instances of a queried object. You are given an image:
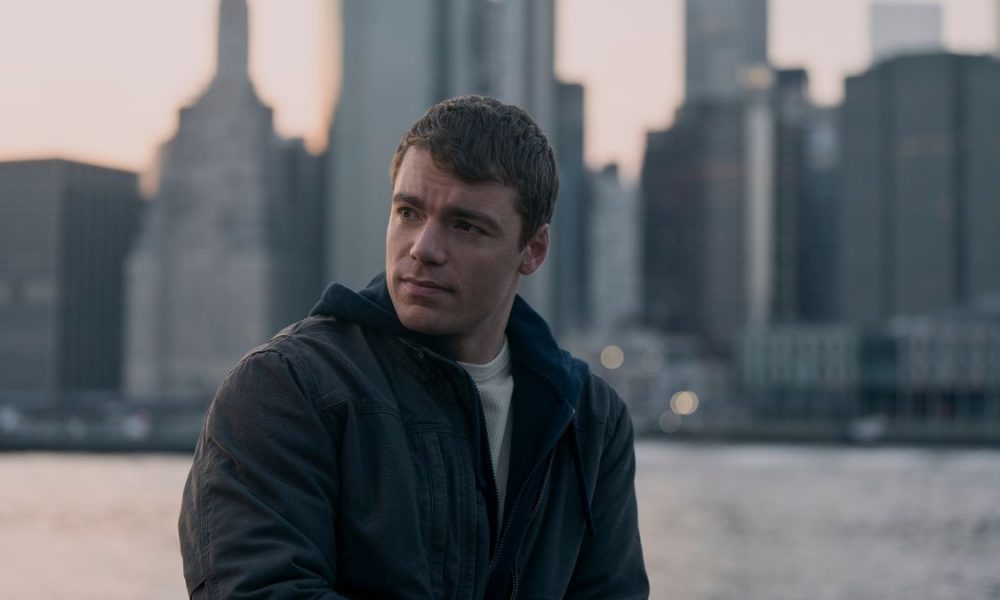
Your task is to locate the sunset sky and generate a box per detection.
[0,0,996,181]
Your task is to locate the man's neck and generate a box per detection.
[448,328,508,364]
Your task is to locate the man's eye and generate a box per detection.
[454,221,480,233]
[397,207,416,220]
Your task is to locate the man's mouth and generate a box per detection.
[400,277,451,293]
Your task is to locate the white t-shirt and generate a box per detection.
[457,338,514,522]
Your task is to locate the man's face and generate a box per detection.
[386,147,548,363]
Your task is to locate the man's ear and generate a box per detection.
[518,224,549,275]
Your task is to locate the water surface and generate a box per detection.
[2,442,998,599]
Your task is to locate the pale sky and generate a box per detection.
[0,0,996,181]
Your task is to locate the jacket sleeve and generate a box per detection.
[178,349,351,600]
[565,389,650,599]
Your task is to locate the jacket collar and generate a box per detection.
[309,272,589,410]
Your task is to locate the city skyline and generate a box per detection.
[0,0,997,181]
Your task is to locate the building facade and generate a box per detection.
[0,160,141,400]
[588,164,638,334]
[124,0,323,401]
[549,81,590,335]
[740,312,1000,427]
[641,67,813,355]
[838,53,1000,326]
[684,0,768,103]
[870,1,942,64]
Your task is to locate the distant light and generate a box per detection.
[659,411,682,434]
[600,345,625,370]
[670,391,700,416]
[742,64,774,91]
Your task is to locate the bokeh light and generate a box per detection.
[600,345,625,369]
[670,390,700,416]
[658,411,682,433]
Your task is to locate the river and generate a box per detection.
[2,442,998,599]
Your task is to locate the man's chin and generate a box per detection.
[396,307,453,337]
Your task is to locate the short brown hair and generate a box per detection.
[390,95,559,246]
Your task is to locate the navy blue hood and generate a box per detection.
[309,272,590,412]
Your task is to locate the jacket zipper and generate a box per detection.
[492,416,571,598]
[506,451,555,599]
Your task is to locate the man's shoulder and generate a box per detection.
[226,315,402,403]
[253,314,390,360]
[568,369,635,445]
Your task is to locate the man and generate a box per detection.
[179,95,648,599]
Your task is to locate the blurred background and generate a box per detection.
[2,0,1000,598]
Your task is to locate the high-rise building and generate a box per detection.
[766,69,811,325]
[588,164,639,334]
[550,82,590,335]
[870,1,942,64]
[684,0,768,103]
[838,53,1000,325]
[641,98,747,353]
[641,67,812,354]
[124,0,323,401]
[798,107,839,322]
[326,0,560,317]
[0,160,141,400]
[639,0,789,354]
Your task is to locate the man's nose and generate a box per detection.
[410,222,447,264]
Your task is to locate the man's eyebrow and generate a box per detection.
[392,192,423,205]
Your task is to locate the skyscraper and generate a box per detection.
[589,164,639,334]
[838,53,1000,325]
[0,160,141,400]
[641,65,812,354]
[870,1,942,64]
[124,0,323,401]
[684,0,768,103]
[798,107,839,322]
[326,0,560,316]
[550,81,590,335]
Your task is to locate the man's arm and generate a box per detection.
[565,391,649,599]
[179,349,349,600]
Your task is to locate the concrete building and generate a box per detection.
[641,113,707,337]
[0,160,141,401]
[327,0,560,319]
[641,67,813,354]
[798,107,839,322]
[641,99,746,353]
[870,1,942,64]
[740,325,861,420]
[549,82,590,335]
[739,310,1000,428]
[838,53,1000,326]
[124,0,323,401]
[684,0,768,102]
[588,164,638,334]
